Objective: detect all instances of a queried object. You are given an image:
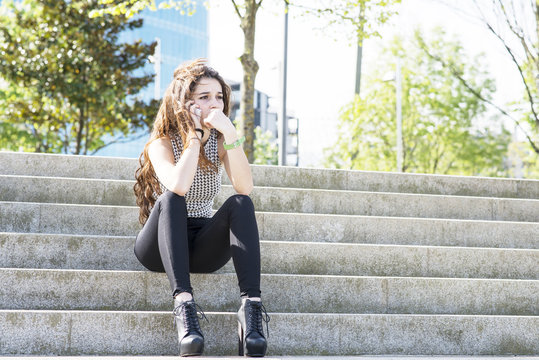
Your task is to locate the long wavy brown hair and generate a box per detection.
[133,58,232,225]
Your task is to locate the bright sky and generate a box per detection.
[208,0,525,168]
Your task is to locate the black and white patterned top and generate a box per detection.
[168,128,222,218]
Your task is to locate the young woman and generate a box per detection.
[133,59,268,357]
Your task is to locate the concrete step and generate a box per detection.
[219,186,539,222]
[1,269,537,316]
[3,175,539,221]
[4,357,539,360]
[1,310,537,355]
[0,151,138,181]
[0,175,136,207]
[2,151,538,199]
[0,201,141,236]
[1,233,538,279]
[1,202,538,248]
[2,151,538,357]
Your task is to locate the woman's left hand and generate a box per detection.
[203,109,237,138]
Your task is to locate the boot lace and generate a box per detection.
[173,301,208,333]
[247,301,270,338]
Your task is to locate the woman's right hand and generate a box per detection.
[185,100,202,129]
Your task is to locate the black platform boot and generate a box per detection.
[237,299,270,357]
[173,298,207,357]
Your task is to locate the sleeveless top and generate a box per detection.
[168,129,223,218]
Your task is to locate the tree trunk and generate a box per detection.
[75,105,85,155]
[84,104,90,155]
[535,2,539,85]
[63,122,69,154]
[401,136,407,172]
[237,0,260,163]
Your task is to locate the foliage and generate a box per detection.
[437,0,539,154]
[291,0,401,45]
[520,57,539,138]
[89,0,202,18]
[0,0,159,154]
[324,28,513,177]
[253,126,278,165]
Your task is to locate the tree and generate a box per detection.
[324,28,513,177]
[435,0,539,155]
[0,0,159,154]
[90,0,400,162]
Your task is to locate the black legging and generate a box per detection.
[134,191,261,298]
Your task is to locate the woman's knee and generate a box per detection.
[156,190,185,209]
[225,194,255,212]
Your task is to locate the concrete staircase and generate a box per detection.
[0,151,538,356]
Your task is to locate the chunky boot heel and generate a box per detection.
[173,299,207,357]
[237,299,270,357]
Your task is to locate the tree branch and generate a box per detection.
[496,0,536,65]
[433,0,484,27]
[534,0,539,73]
[432,144,443,173]
[497,0,520,35]
[472,0,539,128]
[482,20,539,129]
[230,0,243,19]
[288,2,357,24]
[417,36,539,154]
[444,158,456,175]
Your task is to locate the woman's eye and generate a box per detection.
[217,96,223,100]
[199,96,208,100]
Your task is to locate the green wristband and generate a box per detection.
[223,136,245,150]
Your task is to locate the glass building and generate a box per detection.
[95,1,208,158]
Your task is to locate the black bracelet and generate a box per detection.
[195,128,204,139]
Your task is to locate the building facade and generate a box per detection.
[229,81,299,166]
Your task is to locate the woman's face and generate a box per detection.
[192,77,224,121]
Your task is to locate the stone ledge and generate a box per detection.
[2,176,539,221]
[2,151,538,199]
[1,311,537,355]
[2,204,538,248]
[1,233,538,279]
[1,269,538,315]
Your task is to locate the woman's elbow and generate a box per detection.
[235,182,253,196]
[170,181,190,197]
[174,189,188,197]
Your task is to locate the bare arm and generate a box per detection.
[219,132,254,195]
[148,134,202,196]
[148,100,207,196]
[205,109,253,195]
